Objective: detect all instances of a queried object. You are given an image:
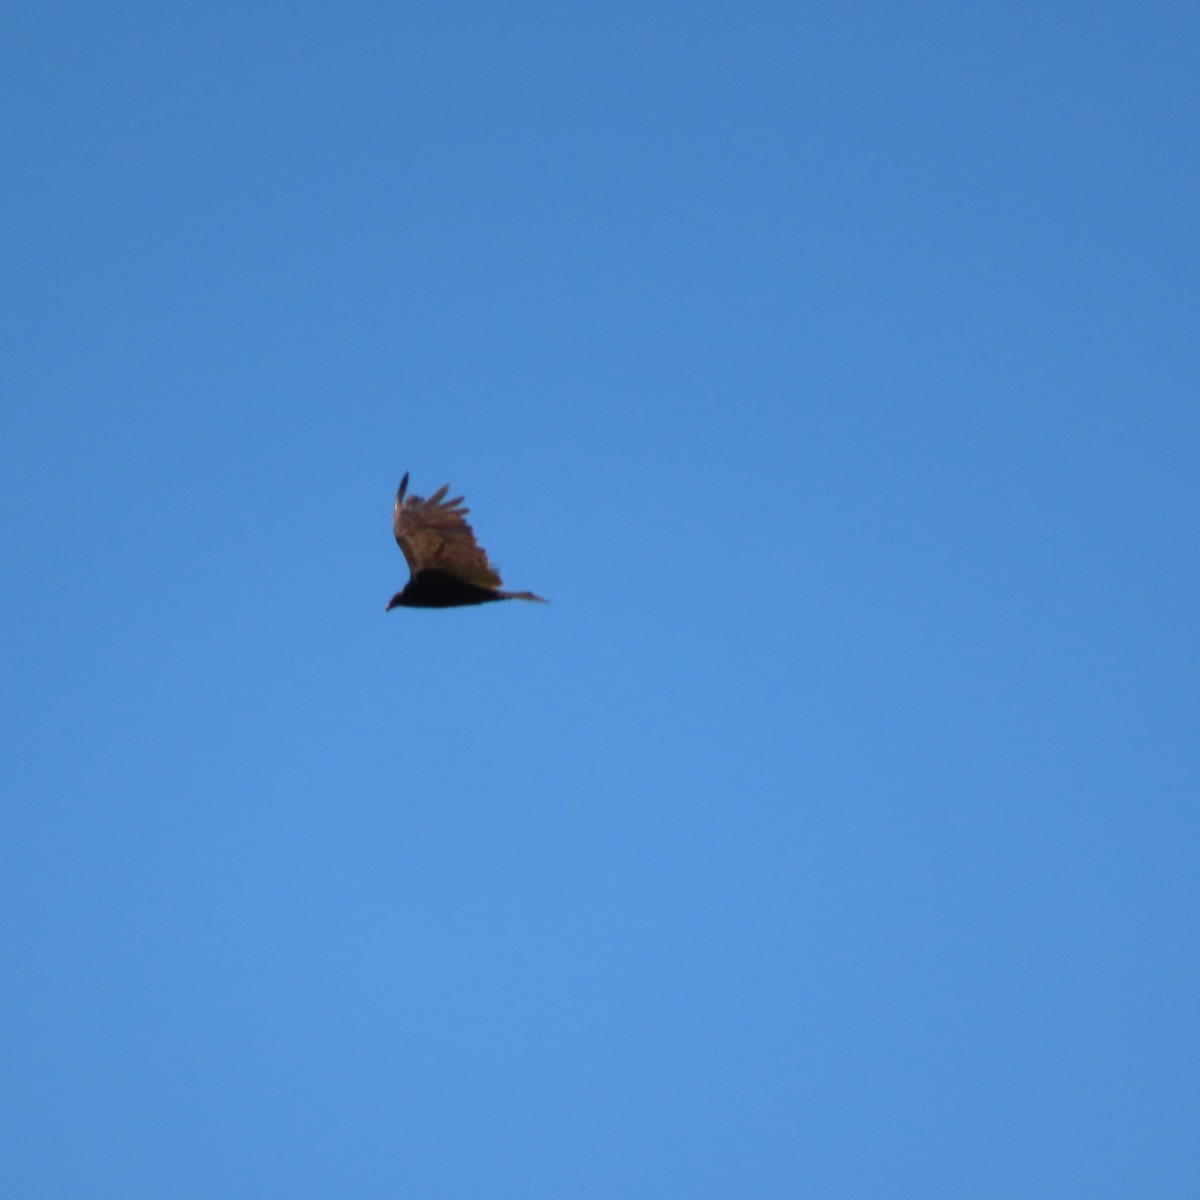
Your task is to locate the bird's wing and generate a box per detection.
[392,474,504,589]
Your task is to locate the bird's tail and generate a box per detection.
[500,590,548,603]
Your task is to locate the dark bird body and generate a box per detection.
[387,473,547,611]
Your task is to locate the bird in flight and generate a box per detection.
[387,472,548,610]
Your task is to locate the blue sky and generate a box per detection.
[3,2,1197,1195]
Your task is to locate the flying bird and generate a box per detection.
[387,472,548,610]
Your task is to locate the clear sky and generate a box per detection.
[3,2,1197,1196]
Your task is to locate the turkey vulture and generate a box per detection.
[387,472,548,609]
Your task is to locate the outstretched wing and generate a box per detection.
[392,473,504,590]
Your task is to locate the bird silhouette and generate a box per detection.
[387,472,547,609]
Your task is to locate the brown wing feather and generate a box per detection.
[392,477,504,590]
